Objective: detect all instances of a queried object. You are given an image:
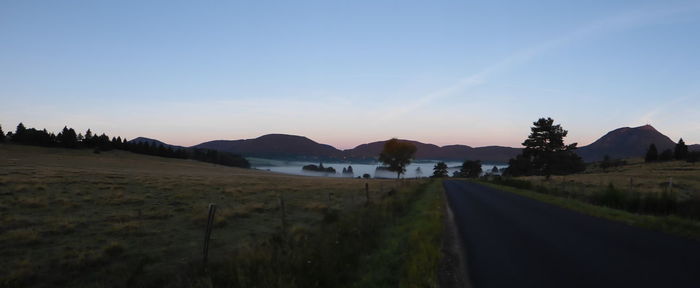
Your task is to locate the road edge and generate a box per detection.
[438,182,472,288]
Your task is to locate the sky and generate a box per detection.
[2,0,700,149]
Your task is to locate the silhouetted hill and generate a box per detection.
[690,144,700,152]
[129,137,184,149]
[342,140,520,162]
[133,125,698,164]
[343,140,442,160]
[192,135,520,162]
[576,125,676,162]
[193,134,342,160]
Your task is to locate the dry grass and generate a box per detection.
[0,144,407,287]
[520,158,700,197]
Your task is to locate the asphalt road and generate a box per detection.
[443,180,700,288]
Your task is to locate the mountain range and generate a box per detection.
[131,125,699,163]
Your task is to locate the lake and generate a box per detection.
[251,159,508,178]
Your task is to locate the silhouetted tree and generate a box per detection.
[83,129,94,147]
[415,166,423,178]
[432,162,449,178]
[659,149,674,161]
[675,138,688,160]
[491,166,499,174]
[58,126,78,148]
[378,138,417,179]
[505,117,584,177]
[0,125,5,143]
[459,160,482,178]
[13,123,27,143]
[342,165,354,177]
[645,144,658,163]
[8,121,251,169]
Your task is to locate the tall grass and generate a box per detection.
[156,181,443,288]
[489,176,700,220]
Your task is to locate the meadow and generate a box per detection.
[0,145,443,287]
[518,158,700,198]
[482,157,700,239]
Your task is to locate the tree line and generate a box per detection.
[377,138,488,179]
[0,123,250,168]
[645,139,699,163]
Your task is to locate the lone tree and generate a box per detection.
[675,138,688,160]
[432,162,449,178]
[459,160,482,178]
[378,138,417,179]
[505,117,584,177]
[645,144,658,163]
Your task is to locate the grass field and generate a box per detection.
[0,145,441,287]
[479,157,700,239]
[519,158,700,198]
[478,181,700,239]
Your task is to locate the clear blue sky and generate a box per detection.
[2,0,699,149]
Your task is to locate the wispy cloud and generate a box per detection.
[637,96,690,125]
[382,1,700,120]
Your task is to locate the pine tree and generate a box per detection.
[505,117,584,177]
[674,138,688,160]
[14,123,26,143]
[645,144,658,163]
[84,129,93,147]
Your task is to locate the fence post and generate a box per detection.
[202,203,217,269]
[629,177,633,191]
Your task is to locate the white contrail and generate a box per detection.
[382,1,700,120]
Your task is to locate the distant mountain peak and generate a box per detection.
[576,124,675,162]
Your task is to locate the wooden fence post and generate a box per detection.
[202,203,217,269]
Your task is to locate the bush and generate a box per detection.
[591,183,627,209]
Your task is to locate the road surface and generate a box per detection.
[443,180,700,288]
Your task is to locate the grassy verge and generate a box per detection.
[168,180,445,287]
[477,180,700,240]
[352,180,444,288]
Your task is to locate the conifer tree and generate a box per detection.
[505,117,584,177]
[645,144,658,163]
[675,138,688,160]
[14,123,26,143]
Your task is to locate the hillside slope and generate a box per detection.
[576,125,676,162]
[194,134,342,160]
